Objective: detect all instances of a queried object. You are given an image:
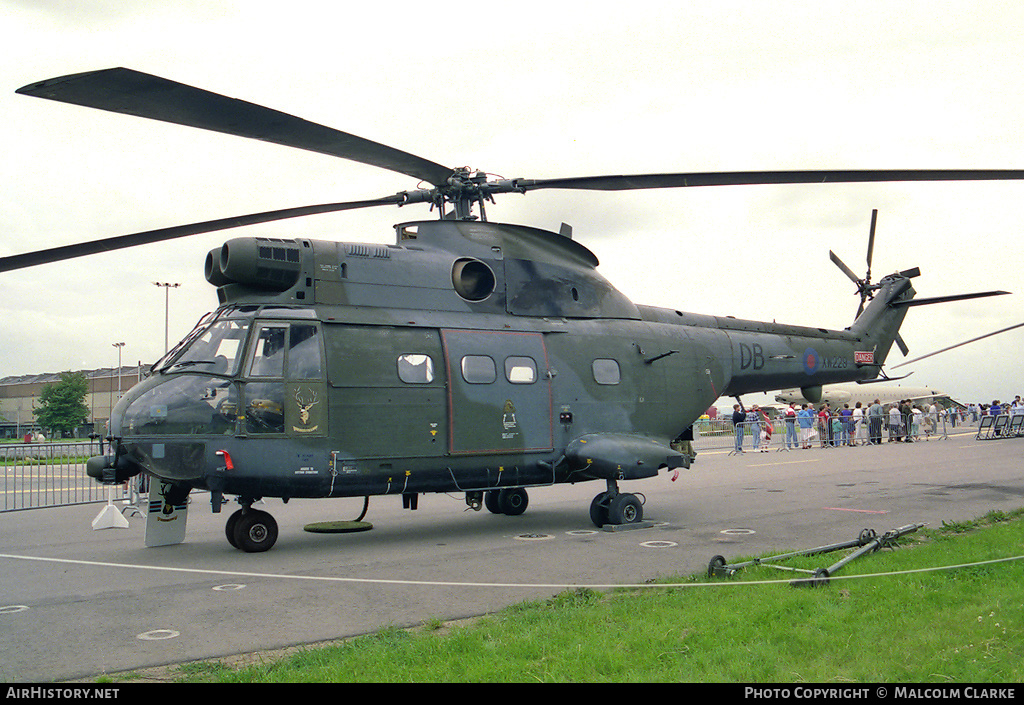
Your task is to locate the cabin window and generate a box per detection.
[592,358,621,385]
[397,354,435,384]
[461,355,496,384]
[505,356,537,384]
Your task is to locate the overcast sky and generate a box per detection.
[1,1,1022,406]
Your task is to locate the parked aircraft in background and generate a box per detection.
[774,383,964,410]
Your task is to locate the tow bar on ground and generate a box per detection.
[707,523,926,587]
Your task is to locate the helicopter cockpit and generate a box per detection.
[113,305,324,440]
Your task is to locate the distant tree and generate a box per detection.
[34,371,89,438]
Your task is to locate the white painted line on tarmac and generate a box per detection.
[749,458,822,467]
[0,552,687,590]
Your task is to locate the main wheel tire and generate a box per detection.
[233,509,279,552]
[225,508,243,548]
[484,490,502,514]
[497,488,529,516]
[589,492,610,527]
[607,493,643,525]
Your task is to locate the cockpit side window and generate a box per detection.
[287,324,322,379]
[248,325,289,377]
[243,322,324,435]
[246,323,323,379]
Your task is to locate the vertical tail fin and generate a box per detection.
[849,274,916,369]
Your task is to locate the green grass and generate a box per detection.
[166,509,1024,683]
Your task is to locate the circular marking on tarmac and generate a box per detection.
[640,540,677,548]
[720,528,756,536]
[212,583,246,591]
[0,605,29,614]
[514,533,553,541]
[137,629,180,641]
[566,530,599,536]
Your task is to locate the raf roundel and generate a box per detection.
[803,348,820,375]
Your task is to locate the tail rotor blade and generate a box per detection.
[895,333,910,356]
[830,250,862,286]
[865,208,877,283]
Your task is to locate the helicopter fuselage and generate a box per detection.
[95,219,907,516]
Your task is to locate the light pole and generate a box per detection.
[153,282,180,354]
[112,342,125,405]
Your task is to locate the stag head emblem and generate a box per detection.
[295,389,319,425]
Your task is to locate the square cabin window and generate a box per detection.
[505,356,537,384]
[461,355,496,384]
[592,358,621,385]
[397,354,435,384]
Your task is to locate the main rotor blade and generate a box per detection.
[512,169,1024,192]
[889,290,1010,307]
[17,68,454,186]
[892,321,1024,369]
[0,195,405,272]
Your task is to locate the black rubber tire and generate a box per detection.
[484,490,502,514]
[233,509,279,552]
[497,488,529,516]
[225,508,243,548]
[607,493,643,525]
[589,492,610,527]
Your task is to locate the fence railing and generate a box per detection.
[697,413,997,455]
[0,441,115,512]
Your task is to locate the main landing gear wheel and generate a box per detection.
[589,491,611,527]
[229,508,279,552]
[608,492,643,525]
[484,488,529,516]
[590,491,644,527]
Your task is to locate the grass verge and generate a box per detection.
[157,509,1024,683]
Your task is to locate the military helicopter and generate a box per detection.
[5,68,1022,552]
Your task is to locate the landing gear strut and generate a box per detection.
[589,480,644,528]
[225,500,279,552]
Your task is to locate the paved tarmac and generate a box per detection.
[1,426,1021,682]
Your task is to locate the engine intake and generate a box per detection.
[205,237,302,291]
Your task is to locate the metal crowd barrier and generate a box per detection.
[700,411,982,456]
[976,414,1024,440]
[0,440,120,512]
